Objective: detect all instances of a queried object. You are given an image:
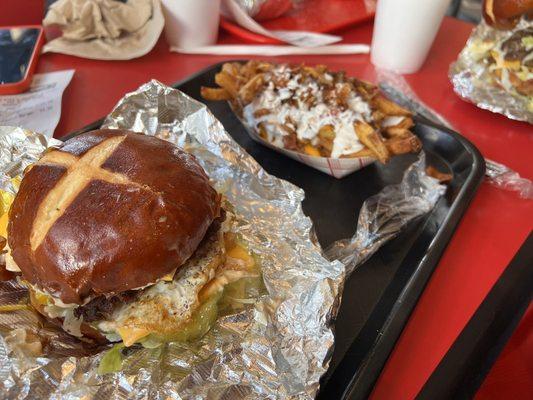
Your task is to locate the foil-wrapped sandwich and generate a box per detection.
[483,25,532,99]
[450,0,533,121]
[482,0,533,98]
[201,61,421,165]
[2,129,261,351]
[473,0,532,103]
[0,81,445,399]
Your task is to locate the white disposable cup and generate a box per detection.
[371,0,451,74]
[161,0,221,49]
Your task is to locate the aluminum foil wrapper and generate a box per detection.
[450,18,533,124]
[0,80,444,399]
[379,74,533,200]
[485,158,533,199]
[325,153,445,274]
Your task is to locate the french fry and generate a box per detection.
[354,121,390,163]
[341,148,375,158]
[317,125,334,152]
[221,62,241,79]
[385,135,422,155]
[373,95,412,116]
[426,166,453,183]
[396,117,414,129]
[384,117,414,132]
[336,83,352,107]
[200,87,232,101]
[318,125,335,140]
[304,144,321,157]
[303,65,321,80]
[257,123,268,140]
[201,61,422,164]
[215,71,239,98]
[238,73,265,104]
[384,127,413,139]
[255,62,274,73]
[372,110,386,123]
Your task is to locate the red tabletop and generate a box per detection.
[2,8,532,399]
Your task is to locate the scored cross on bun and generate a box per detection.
[4,130,260,346]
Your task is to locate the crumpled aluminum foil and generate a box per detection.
[485,158,533,199]
[379,74,533,200]
[325,154,445,274]
[450,18,533,124]
[0,80,444,399]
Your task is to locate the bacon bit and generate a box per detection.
[336,83,352,108]
[280,124,296,136]
[253,108,271,118]
[282,134,299,151]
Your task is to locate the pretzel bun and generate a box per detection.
[483,0,533,29]
[8,129,220,305]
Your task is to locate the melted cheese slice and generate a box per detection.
[117,327,151,346]
[491,50,521,71]
[0,212,8,239]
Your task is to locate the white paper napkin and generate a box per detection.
[222,0,342,47]
[171,44,370,56]
[43,0,164,60]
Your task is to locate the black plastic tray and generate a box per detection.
[67,63,485,399]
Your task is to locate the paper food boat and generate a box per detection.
[240,121,376,179]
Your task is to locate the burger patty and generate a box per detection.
[73,211,226,324]
[502,27,533,66]
[74,290,139,322]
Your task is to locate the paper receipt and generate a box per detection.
[0,70,74,138]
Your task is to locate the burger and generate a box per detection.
[482,0,533,30]
[462,0,533,110]
[488,26,532,97]
[481,0,533,97]
[2,129,260,347]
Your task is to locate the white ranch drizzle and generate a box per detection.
[243,65,372,158]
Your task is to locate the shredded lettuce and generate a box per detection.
[218,275,265,314]
[522,36,533,51]
[157,290,223,343]
[139,336,163,349]
[97,343,125,375]
[97,240,265,373]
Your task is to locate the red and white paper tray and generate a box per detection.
[241,121,376,179]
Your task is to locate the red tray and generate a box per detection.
[220,0,376,44]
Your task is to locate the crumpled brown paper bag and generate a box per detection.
[43,0,164,60]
